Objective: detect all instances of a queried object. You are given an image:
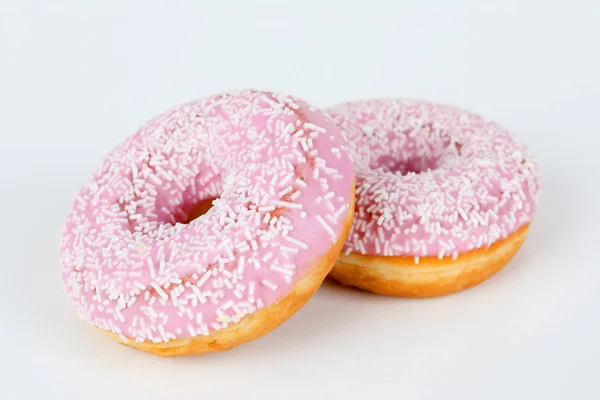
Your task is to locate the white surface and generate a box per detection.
[1,1,599,398]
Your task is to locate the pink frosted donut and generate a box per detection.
[327,99,541,297]
[60,90,355,356]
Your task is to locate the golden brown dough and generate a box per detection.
[329,223,530,298]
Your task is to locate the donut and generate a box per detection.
[327,99,540,297]
[60,90,355,357]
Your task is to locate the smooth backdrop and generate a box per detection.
[1,1,599,399]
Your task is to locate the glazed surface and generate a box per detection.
[328,99,540,259]
[60,90,354,343]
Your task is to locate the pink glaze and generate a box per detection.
[60,90,354,343]
[327,99,540,260]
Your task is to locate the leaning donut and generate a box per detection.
[327,99,540,297]
[60,90,355,356]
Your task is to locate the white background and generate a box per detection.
[1,1,599,399]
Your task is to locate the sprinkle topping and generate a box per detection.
[328,99,540,259]
[60,90,354,342]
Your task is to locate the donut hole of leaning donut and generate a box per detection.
[170,175,306,227]
[172,169,309,226]
[179,197,219,224]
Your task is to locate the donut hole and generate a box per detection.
[179,197,218,224]
[375,154,442,175]
[372,136,462,175]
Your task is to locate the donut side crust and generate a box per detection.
[329,222,531,298]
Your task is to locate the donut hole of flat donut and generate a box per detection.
[375,154,440,175]
[357,117,466,176]
[373,139,462,176]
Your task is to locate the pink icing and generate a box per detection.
[60,90,354,343]
[327,99,541,260]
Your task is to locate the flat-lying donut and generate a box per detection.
[327,99,540,297]
[60,90,355,356]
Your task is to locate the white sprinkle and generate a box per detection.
[221,300,234,310]
[151,282,169,300]
[284,235,308,249]
[158,256,166,275]
[187,324,197,336]
[261,279,278,291]
[272,200,302,210]
[278,186,293,197]
[270,265,293,276]
[237,256,246,275]
[295,178,307,188]
[280,246,298,254]
[147,258,156,278]
[316,215,336,242]
[196,270,212,288]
